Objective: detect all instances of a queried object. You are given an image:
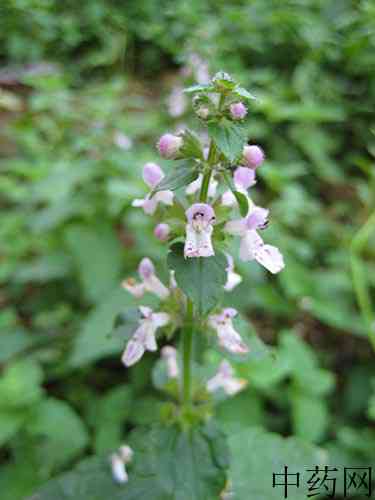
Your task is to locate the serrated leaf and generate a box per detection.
[181,129,204,160]
[28,424,229,500]
[233,86,257,101]
[152,162,199,195]
[167,243,227,314]
[184,84,215,94]
[208,120,246,162]
[230,427,327,500]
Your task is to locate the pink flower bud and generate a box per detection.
[157,133,183,159]
[233,166,256,190]
[142,163,164,188]
[230,102,247,120]
[154,223,170,241]
[243,145,265,169]
[138,258,155,279]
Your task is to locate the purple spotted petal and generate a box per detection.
[185,203,216,223]
[246,207,269,230]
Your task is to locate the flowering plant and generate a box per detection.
[109,71,284,496]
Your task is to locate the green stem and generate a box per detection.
[199,170,212,202]
[182,298,194,405]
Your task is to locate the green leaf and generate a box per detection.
[88,386,133,454]
[184,84,215,94]
[180,129,204,160]
[28,424,229,500]
[233,86,257,102]
[290,389,328,443]
[152,162,199,194]
[212,71,236,91]
[230,427,327,500]
[27,398,89,471]
[208,119,246,162]
[65,223,124,304]
[0,411,25,446]
[0,359,44,410]
[167,243,227,314]
[69,287,135,368]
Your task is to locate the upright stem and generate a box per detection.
[183,298,194,405]
[199,170,212,202]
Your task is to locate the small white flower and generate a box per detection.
[161,345,179,378]
[122,306,170,367]
[184,203,216,258]
[122,258,170,300]
[207,360,248,396]
[186,173,218,199]
[224,253,242,291]
[225,206,284,274]
[110,444,133,484]
[208,308,249,354]
[167,86,187,117]
[132,163,174,215]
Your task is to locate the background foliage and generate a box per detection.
[0,0,374,498]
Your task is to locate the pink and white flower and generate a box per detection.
[132,163,174,215]
[184,203,216,258]
[122,306,170,367]
[110,445,133,484]
[222,166,256,208]
[230,102,247,120]
[224,253,242,291]
[208,308,249,354]
[207,360,247,396]
[154,223,170,241]
[242,145,265,169]
[157,133,183,159]
[161,345,179,378]
[225,207,284,274]
[122,258,170,300]
[186,173,218,198]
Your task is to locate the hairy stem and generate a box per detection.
[182,298,194,405]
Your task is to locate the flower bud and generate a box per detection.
[138,257,155,280]
[154,223,170,241]
[230,102,247,120]
[142,162,164,188]
[157,133,183,159]
[233,166,256,190]
[196,107,210,119]
[242,145,265,169]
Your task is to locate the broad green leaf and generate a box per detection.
[69,287,135,367]
[230,427,327,500]
[290,389,328,443]
[0,411,25,446]
[208,119,246,162]
[0,328,34,363]
[216,390,265,434]
[65,222,124,304]
[27,398,89,471]
[0,359,44,410]
[152,162,199,194]
[212,71,236,91]
[28,424,229,500]
[167,243,227,314]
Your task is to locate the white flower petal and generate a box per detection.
[155,190,174,206]
[122,279,145,298]
[239,230,263,261]
[221,190,237,207]
[184,224,214,258]
[253,244,285,274]
[122,339,145,367]
[111,453,128,484]
[144,275,170,300]
[224,219,248,236]
[152,312,170,328]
